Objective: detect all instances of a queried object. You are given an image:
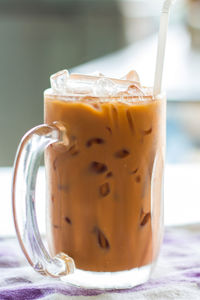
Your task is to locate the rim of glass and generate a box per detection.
[44,88,165,102]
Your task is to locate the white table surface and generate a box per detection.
[1,164,200,238]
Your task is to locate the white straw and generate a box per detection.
[153,0,175,96]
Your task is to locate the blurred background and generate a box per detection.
[0,0,199,167]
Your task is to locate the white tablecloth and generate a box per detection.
[1,225,200,299]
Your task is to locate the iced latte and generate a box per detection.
[44,70,165,272]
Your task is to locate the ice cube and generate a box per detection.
[50,70,69,93]
[70,74,126,97]
[67,74,97,95]
[49,69,145,97]
[121,70,140,84]
[127,84,144,95]
[92,77,117,97]
[115,83,145,99]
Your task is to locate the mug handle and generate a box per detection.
[12,122,75,277]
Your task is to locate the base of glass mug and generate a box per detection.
[61,263,154,289]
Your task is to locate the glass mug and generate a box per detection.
[12,84,166,289]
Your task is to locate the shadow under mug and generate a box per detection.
[12,89,166,289]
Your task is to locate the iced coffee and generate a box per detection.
[44,70,165,272]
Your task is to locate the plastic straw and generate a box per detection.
[153,0,175,96]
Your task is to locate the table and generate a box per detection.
[1,225,200,299]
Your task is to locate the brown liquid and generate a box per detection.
[44,93,165,272]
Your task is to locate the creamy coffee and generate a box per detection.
[44,70,165,272]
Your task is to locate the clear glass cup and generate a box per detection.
[12,88,166,289]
